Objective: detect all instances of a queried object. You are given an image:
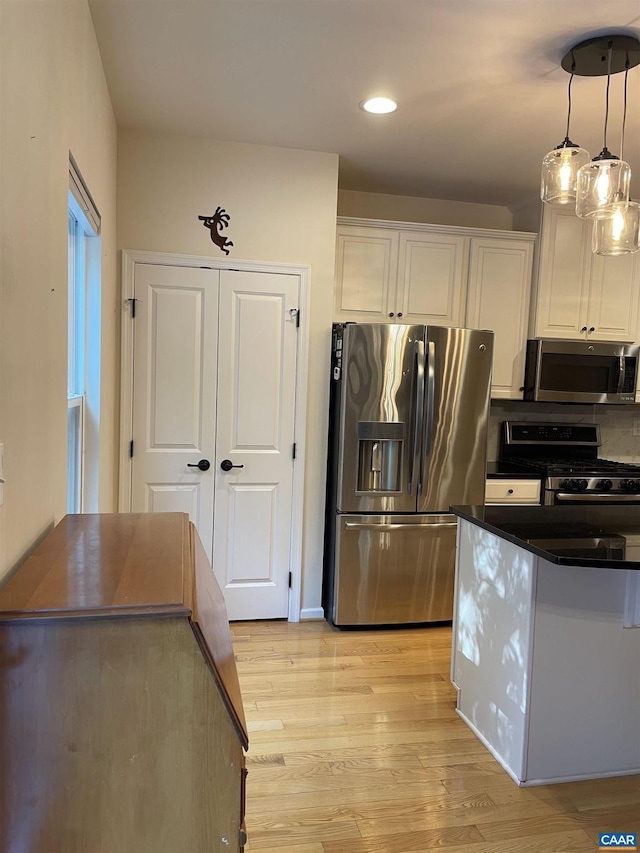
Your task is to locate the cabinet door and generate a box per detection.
[397,232,468,326]
[334,226,399,321]
[467,237,534,399]
[532,206,591,339]
[587,251,640,343]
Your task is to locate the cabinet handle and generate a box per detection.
[397,312,403,317]
[581,326,588,332]
[589,327,595,333]
[389,312,395,318]
[508,488,514,495]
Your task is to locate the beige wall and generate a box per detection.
[0,0,118,580]
[338,188,514,230]
[511,196,543,233]
[117,130,339,614]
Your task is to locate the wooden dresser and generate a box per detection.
[0,513,248,853]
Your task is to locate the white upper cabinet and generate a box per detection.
[531,206,640,342]
[588,251,640,342]
[334,222,467,325]
[334,218,536,400]
[397,232,468,326]
[334,225,399,321]
[466,237,534,399]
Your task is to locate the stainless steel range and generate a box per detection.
[500,421,640,505]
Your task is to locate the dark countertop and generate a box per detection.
[451,504,640,569]
[486,462,543,479]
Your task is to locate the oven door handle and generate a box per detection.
[555,492,640,502]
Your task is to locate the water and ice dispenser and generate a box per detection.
[356,421,404,493]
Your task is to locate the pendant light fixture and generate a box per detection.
[575,39,633,220]
[540,67,590,205]
[592,200,640,255]
[592,59,640,255]
[542,34,640,245]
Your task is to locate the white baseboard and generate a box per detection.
[299,607,325,621]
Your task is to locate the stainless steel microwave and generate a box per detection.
[523,339,639,404]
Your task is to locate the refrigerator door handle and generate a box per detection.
[344,521,457,530]
[420,340,436,494]
[409,340,425,497]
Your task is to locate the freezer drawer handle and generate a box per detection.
[344,521,457,530]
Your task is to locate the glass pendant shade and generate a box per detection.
[541,142,591,204]
[575,152,631,219]
[592,201,640,255]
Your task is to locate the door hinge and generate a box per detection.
[292,442,297,460]
[288,571,292,589]
[127,298,138,318]
[129,440,134,459]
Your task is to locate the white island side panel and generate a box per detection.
[453,520,537,781]
[527,561,640,784]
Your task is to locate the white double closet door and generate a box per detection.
[129,262,299,620]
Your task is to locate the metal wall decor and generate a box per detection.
[198,207,234,255]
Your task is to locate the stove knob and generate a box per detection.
[621,479,640,491]
[597,479,613,491]
[560,478,585,491]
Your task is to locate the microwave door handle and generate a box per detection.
[420,340,436,496]
[409,340,425,497]
[617,356,625,394]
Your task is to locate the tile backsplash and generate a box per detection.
[488,401,640,463]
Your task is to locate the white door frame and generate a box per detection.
[119,248,310,622]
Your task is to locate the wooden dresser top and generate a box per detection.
[0,513,192,621]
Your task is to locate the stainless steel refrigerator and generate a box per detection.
[323,322,493,627]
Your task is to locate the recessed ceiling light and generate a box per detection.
[360,97,397,115]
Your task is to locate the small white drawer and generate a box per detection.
[485,478,541,505]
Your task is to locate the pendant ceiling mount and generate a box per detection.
[561,34,640,76]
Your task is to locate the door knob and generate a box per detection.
[187,459,211,471]
[220,459,245,472]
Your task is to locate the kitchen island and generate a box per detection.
[450,505,640,787]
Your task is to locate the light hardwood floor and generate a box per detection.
[230,620,640,853]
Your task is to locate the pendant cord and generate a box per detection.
[564,68,575,141]
[620,60,629,162]
[603,41,613,150]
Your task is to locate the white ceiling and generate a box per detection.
[88,0,640,208]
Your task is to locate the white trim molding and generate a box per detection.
[300,607,325,621]
[337,215,537,241]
